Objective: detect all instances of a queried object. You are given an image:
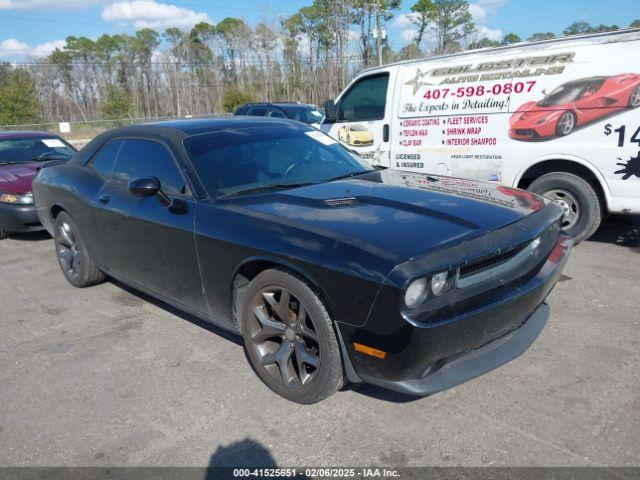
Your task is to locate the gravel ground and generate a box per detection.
[0,215,638,468]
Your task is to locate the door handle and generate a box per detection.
[383,124,390,142]
[98,194,111,205]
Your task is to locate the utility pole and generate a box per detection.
[374,0,383,66]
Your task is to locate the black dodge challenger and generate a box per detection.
[33,117,572,403]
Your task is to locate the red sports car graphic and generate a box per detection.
[509,74,640,141]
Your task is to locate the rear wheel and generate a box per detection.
[555,111,576,136]
[528,172,602,244]
[240,269,344,404]
[54,212,106,287]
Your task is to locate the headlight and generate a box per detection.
[0,192,34,205]
[430,271,449,296]
[404,278,428,308]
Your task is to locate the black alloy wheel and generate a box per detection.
[54,212,106,287]
[249,285,320,387]
[241,269,344,403]
[56,219,81,281]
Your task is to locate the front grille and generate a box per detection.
[515,129,539,138]
[459,243,527,279]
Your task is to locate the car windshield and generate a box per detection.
[537,82,588,107]
[0,137,76,165]
[184,125,374,198]
[280,106,324,125]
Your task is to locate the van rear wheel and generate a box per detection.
[528,172,602,244]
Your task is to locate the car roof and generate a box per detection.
[87,117,309,143]
[561,76,608,86]
[239,102,315,108]
[0,130,59,140]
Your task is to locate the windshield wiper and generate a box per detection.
[326,171,370,182]
[218,181,318,199]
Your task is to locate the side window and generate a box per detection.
[248,107,267,116]
[111,139,186,195]
[267,108,286,118]
[338,73,389,122]
[90,140,122,177]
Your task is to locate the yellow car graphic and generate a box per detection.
[338,124,374,147]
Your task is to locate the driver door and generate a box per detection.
[94,138,207,313]
[322,72,393,167]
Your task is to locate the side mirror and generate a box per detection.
[129,176,160,197]
[323,99,337,123]
[128,176,172,207]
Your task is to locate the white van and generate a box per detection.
[321,29,640,242]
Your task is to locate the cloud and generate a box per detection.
[102,1,211,30]
[0,38,29,57]
[469,0,508,23]
[399,28,418,43]
[392,13,419,44]
[32,39,67,57]
[0,0,106,9]
[393,13,416,30]
[473,25,503,41]
[392,2,507,47]
[0,38,65,59]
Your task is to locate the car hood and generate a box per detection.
[511,103,561,124]
[0,162,45,193]
[232,170,550,260]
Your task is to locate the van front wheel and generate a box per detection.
[528,172,602,244]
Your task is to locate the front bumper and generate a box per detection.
[338,233,572,396]
[0,202,42,233]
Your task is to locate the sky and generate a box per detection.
[0,0,638,61]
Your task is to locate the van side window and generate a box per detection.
[338,73,389,122]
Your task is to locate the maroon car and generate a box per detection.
[0,131,76,238]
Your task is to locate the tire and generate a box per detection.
[54,212,106,287]
[628,84,640,108]
[528,172,602,244]
[0,229,8,240]
[346,133,351,144]
[555,111,576,137]
[240,269,344,404]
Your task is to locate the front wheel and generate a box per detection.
[240,269,344,404]
[555,111,576,137]
[54,212,106,287]
[528,172,602,244]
